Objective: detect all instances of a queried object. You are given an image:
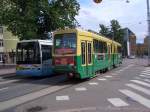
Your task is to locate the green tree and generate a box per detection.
[110,20,124,44]
[0,0,80,40]
[99,19,124,44]
[99,24,111,37]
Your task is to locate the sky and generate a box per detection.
[76,0,148,43]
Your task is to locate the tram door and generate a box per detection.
[81,41,92,77]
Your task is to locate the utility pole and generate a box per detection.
[147,0,150,66]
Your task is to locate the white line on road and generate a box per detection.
[141,72,150,75]
[119,89,150,108]
[142,70,150,72]
[104,76,113,78]
[139,75,150,78]
[144,79,150,83]
[0,84,71,111]
[75,87,87,91]
[126,83,150,96]
[56,96,70,101]
[144,67,150,69]
[107,98,129,107]
[130,80,150,88]
[134,77,142,80]
[88,82,99,85]
[111,73,118,75]
[0,79,20,85]
[97,78,107,81]
[0,87,8,91]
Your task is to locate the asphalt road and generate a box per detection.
[0,58,150,112]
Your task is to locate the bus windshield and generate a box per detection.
[16,42,41,64]
[54,33,76,55]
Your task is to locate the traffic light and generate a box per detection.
[93,0,102,3]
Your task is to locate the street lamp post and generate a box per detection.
[147,0,150,66]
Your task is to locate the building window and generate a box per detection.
[0,27,3,34]
[0,53,2,62]
[0,40,3,47]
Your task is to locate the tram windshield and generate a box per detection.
[16,42,41,64]
[54,33,76,55]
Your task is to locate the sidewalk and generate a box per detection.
[0,64,16,75]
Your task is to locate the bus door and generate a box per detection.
[81,41,93,77]
[41,45,53,75]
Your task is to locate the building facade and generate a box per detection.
[136,36,148,57]
[123,28,136,57]
[0,26,4,63]
[0,26,19,64]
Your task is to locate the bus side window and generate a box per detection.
[41,45,52,61]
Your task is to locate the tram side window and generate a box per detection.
[93,40,107,53]
[103,42,107,53]
[81,42,85,65]
[98,41,102,53]
[41,45,52,61]
[93,40,98,53]
[88,43,92,64]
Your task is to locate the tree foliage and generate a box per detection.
[99,24,110,37]
[0,0,80,40]
[99,19,124,44]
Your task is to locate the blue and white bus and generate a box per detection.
[16,40,53,76]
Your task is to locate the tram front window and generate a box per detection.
[54,33,76,55]
[16,42,41,64]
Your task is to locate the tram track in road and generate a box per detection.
[0,73,59,88]
[0,65,133,112]
[0,74,71,102]
[0,75,87,111]
[0,70,117,111]
[0,73,16,78]
[0,61,136,111]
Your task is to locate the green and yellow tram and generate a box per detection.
[53,28,122,79]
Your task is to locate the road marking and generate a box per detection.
[75,87,87,91]
[142,70,150,72]
[141,72,150,74]
[104,75,112,78]
[126,83,150,95]
[119,89,150,108]
[50,107,97,112]
[56,96,70,101]
[111,73,118,75]
[107,98,129,107]
[88,82,98,85]
[139,75,150,78]
[119,70,124,72]
[97,78,107,81]
[0,84,70,111]
[0,87,8,91]
[145,69,150,71]
[144,79,150,83]
[130,80,150,88]
[115,71,120,73]
[141,73,150,76]
[0,79,19,85]
[134,77,142,79]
